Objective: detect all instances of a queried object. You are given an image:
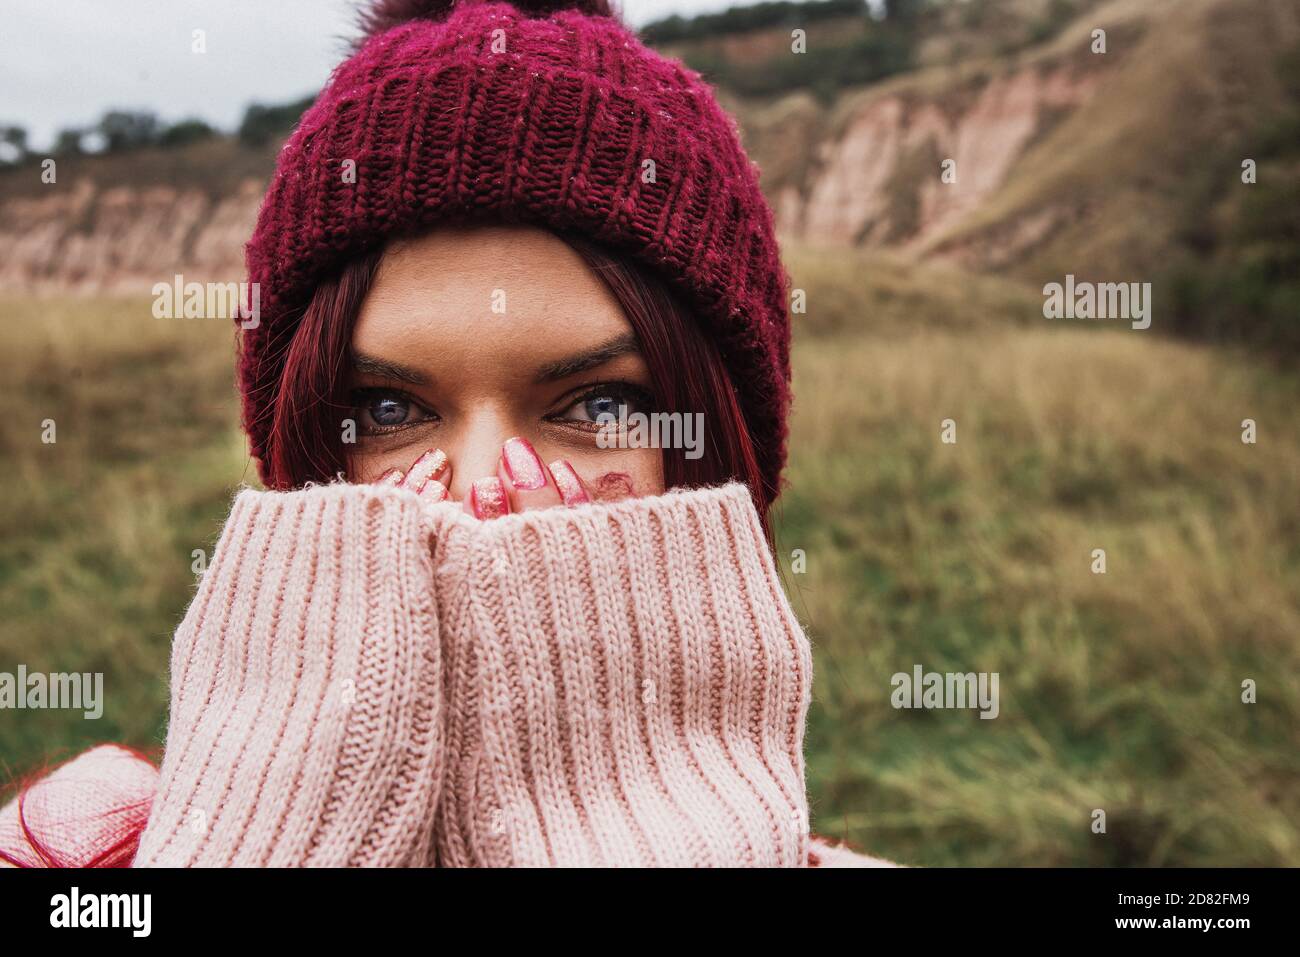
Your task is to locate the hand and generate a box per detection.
[464,436,594,519]
[375,439,595,520]
[375,448,452,502]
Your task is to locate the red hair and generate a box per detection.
[259,229,774,536]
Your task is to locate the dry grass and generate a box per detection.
[782,242,1046,337]
[0,297,249,772]
[779,323,1300,865]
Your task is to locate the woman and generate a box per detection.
[0,0,889,868]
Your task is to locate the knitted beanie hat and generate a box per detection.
[238,0,792,503]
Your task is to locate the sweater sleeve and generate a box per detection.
[429,482,815,867]
[132,483,445,867]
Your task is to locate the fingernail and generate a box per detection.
[501,436,547,490]
[377,468,403,486]
[549,460,590,506]
[407,448,449,488]
[470,477,509,519]
[419,479,448,503]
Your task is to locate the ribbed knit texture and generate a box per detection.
[2,483,895,867]
[132,484,445,867]
[431,484,812,866]
[239,1,792,506]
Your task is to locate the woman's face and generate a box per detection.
[347,225,664,504]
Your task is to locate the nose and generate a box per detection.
[442,411,515,500]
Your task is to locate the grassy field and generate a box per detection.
[0,299,248,775]
[779,250,1300,866]
[1,256,1297,865]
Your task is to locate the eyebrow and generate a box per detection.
[349,332,641,387]
[534,333,641,383]
[350,351,430,385]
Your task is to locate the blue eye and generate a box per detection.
[351,389,434,434]
[369,395,410,426]
[583,395,624,421]
[561,384,654,425]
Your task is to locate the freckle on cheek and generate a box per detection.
[594,472,635,501]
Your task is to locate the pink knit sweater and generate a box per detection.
[1,483,891,867]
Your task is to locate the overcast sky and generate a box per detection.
[2,0,774,149]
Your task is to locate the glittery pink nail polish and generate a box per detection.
[549,460,590,506]
[377,468,403,486]
[470,477,509,519]
[419,479,448,503]
[501,437,546,490]
[406,448,449,489]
